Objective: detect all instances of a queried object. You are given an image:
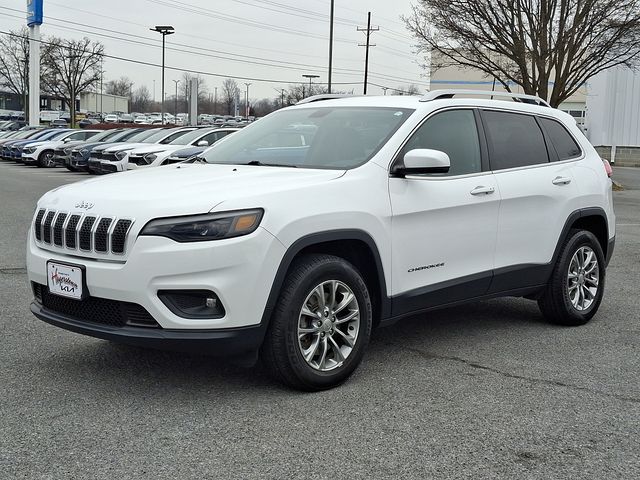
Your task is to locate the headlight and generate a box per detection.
[80,148,88,155]
[143,151,162,163]
[115,150,128,160]
[140,209,264,242]
[64,147,73,155]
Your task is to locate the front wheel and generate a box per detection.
[538,229,606,326]
[261,254,372,391]
[37,150,56,168]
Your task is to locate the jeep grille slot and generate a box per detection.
[94,218,113,252]
[32,209,133,255]
[79,216,97,251]
[53,213,67,247]
[34,209,46,241]
[42,211,56,244]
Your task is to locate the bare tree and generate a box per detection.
[395,84,421,95]
[0,29,29,114]
[181,72,208,101]
[105,76,133,97]
[41,36,104,126]
[221,78,240,114]
[131,85,151,112]
[404,0,640,107]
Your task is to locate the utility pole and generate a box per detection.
[214,86,218,114]
[328,0,334,93]
[172,79,180,115]
[21,58,28,122]
[244,83,251,118]
[357,12,378,95]
[150,25,175,124]
[100,55,103,114]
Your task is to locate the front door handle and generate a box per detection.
[470,185,495,196]
[552,176,572,186]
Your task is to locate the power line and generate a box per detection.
[0,6,423,84]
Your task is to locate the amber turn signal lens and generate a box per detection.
[233,213,259,233]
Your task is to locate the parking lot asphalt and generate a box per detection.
[1,163,639,479]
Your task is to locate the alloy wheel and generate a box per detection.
[567,246,599,311]
[297,280,360,372]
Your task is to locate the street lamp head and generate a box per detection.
[150,25,175,35]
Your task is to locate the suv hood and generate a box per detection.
[38,164,345,221]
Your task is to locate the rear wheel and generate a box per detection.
[261,254,372,391]
[538,229,605,326]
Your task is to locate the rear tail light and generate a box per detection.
[602,158,613,178]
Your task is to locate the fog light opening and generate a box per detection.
[158,290,225,319]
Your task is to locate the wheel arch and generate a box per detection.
[554,207,610,264]
[260,230,390,331]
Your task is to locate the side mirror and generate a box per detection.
[392,149,450,177]
[197,140,209,147]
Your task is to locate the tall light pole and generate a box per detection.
[150,25,175,125]
[244,83,251,118]
[302,74,320,98]
[172,79,180,115]
[328,0,334,93]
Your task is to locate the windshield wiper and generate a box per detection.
[244,160,297,168]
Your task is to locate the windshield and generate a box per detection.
[87,129,121,142]
[143,128,179,143]
[169,128,212,145]
[200,107,413,169]
[125,128,161,143]
[112,129,142,142]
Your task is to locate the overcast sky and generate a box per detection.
[0,0,428,101]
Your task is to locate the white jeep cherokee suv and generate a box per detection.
[27,91,615,391]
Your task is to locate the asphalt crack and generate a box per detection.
[392,343,640,405]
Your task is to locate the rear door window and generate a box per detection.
[539,117,582,160]
[482,111,549,170]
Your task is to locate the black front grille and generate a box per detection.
[128,155,146,166]
[53,213,67,246]
[34,209,46,241]
[34,210,133,255]
[34,283,159,328]
[79,216,97,250]
[94,218,113,252]
[42,211,56,243]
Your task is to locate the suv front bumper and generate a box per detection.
[30,301,266,356]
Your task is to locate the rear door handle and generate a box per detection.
[470,186,495,196]
[552,176,572,185]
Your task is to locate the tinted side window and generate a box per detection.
[539,117,582,160]
[483,111,548,170]
[399,109,481,176]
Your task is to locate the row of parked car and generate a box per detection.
[0,125,240,174]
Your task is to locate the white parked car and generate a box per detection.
[26,91,615,390]
[104,114,119,123]
[125,127,239,170]
[134,115,150,125]
[90,127,197,174]
[21,129,101,167]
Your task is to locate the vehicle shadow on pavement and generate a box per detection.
[34,298,552,393]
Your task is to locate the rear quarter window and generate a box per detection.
[539,117,582,161]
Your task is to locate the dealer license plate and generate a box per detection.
[47,261,83,300]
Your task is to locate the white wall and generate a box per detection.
[586,67,640,147]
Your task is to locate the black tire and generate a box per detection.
[538,229,606,326]
[66,164,78,172]
[37,150,55,168]
[261,254,372,391]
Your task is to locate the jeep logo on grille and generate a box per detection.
[75,201,94,210]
